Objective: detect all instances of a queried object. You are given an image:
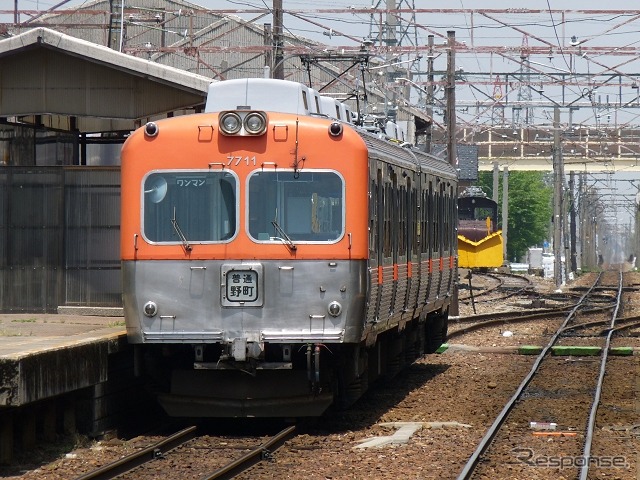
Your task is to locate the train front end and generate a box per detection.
[120,103,369,417]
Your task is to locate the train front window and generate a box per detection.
[142,171,237,243]
[248,170,344,242]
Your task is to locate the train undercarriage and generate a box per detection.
[135,309,448,418]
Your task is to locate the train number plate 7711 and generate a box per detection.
[221,264,264,307]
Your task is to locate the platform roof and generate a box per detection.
[0,27,214,132]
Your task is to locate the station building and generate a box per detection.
[1,1,431,312]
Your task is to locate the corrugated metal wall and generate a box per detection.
[0,167,120,312]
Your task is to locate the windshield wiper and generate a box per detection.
[171,207,192,252]
[271,220,297,252]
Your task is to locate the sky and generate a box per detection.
[5,0,640,228]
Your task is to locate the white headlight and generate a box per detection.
[219,112,242,134]
[328,301,342,317]
[244,112,267,134]
[143,301,158,317]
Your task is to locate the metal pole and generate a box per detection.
[553,106,563,286]
[446,31,457,168]
[501,167,509,263]
[263,23,272,77]
[492,161,499,203]
[273,0,284,79]
[569,171,577,273]
[426,34,434,154]
[119,0,124,52]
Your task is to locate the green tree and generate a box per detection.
[477,171,553,262]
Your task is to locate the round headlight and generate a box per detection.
[328,301,342,317]
[144,122,159,137]
[244,112,267,134]
[328,122,343,137]
[143,301,158,317]
[220,112,242,134]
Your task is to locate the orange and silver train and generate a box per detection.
[457,187,504,269]
[120,78,458,417]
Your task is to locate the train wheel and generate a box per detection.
[425,310,448,353]
[335,370,369,410]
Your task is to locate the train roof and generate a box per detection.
[205,78,322,116]
[359,130,457,179]
[205,78,356,124]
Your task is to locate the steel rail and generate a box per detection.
[448,304,615,339]
[560,313,639,334]
[457,272,503,302]
[579,271,623,480]
[201,425,297,480]
[456,272,603,480]
[74,425,198,480]
[459,272,532,304]
[605,318,640,335]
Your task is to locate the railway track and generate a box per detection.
[457,270,629,479]
[458,271,534,314]
[74,425,296,480]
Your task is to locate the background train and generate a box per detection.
[457,186,504,270]
[120,78,458,417]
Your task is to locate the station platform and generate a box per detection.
[0,310,127,408]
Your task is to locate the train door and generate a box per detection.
[406,177,421,316]
[365,167,382,324]
[417,174,430,308]
[426,178,439,305]
[394,172,409,318]
[378,168,397,319]
[439,182,454,299]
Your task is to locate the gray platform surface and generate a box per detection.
[0,312,127,407]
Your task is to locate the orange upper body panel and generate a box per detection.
[121,112,369,261]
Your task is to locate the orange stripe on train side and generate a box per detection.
[450,256,455,269]
[440,258,444,271]
[378,265,383,284]
[393,263,398,280]
[408,262,413,277]
[428,258,433,273]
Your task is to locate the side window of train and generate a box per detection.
[247,170,344,242]
[142,171,238,243]
[449,185,455,249]
[383,178,392,260]
[421,177,427,255]
[377,167,385,264]
[414,183,420,256]
[430,183,437,253]
[408,178,417,258]
[443,185,449,251]
[398,181,407,258]
[369,169,381,259]
[390,170,399,262]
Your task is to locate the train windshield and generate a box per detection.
[142,171,237,243]
[248,170,344,242]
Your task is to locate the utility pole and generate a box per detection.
[446,30,457,168]
[446,30,458,316]
[426,34,434,154]
[569,171,577,273]
[502,167,509,263]
[263,23,272,77]
[273,0,284,79]
[492,161,499,203]
[553,106,564,287]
